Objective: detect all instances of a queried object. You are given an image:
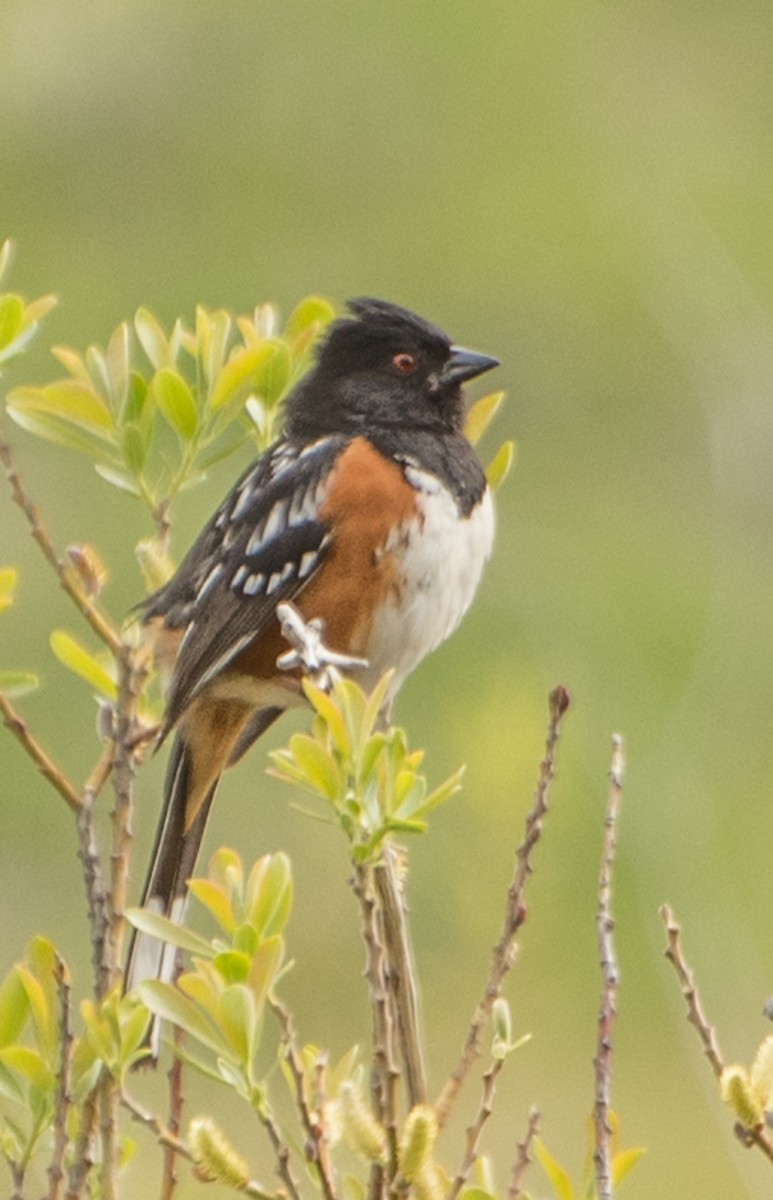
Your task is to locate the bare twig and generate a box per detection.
[593,735,624,1200]
[447,1058,504,1200]
[76,750,113,997]
[660,905,723,1077]
[374,847,427,1106]
[108,645,147,985]
[352,863,398,1126]
[0,435,121,652]
[0,690,82,811]
[65,1083,99,1200]
[9,1160,24,1200]
[254,1102,305,1200]
[47,954,74,1200]
[352,861,398,1200]
[161,1026,186,1200]
[121,1090,192,1161]
[660,905,773,1166]
[436,685,570,1126]
[99,1068,119,1200]
[270,995,338,1200]
[508,1106,540,1200]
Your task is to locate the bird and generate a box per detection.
[125,296,499,994]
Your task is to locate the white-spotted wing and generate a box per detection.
[143,435,346,732]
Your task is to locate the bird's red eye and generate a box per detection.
[393,352,416,374]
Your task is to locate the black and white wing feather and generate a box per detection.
[144,435,347,732]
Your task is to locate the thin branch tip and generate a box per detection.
[549,684,571,718]
[436,686,568,1126]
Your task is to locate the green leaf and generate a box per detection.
[0,969,29,1047]
[23,293,57,328]
[413,765,465,819]
[254,340,290,406]
[178,971,222,1024]
[107,322,130,402]
[7,381,115,438]
[233,924,258,957]
[14,967,54,1059]
[0,1060,25,1104]
[171,1041,228,1085]
[0,672,39,697]
[0,294,24,350]
[152,368,198,440]
[216,1057,251,1096]
[0,240,12,284]
[485,440,515,491]
[94,464,142,494]
[209,848,245,895]
[26,937,57,1010]
[85,345,111,396]
[360,671,394,742]
[0,1045,55,1092]
[121,371,150,425]
[246,936,283,1005]
[134,308,169,369]
[358,733,388,787]
[125,908,214,959]
[460,1189,498,1200]
[210,342,279,411]
[6,404,119,462]
[491,997,512,1046]
[50,630,117,699]
[284,295,335,341]
[287,733,342,800]
[218,984,259,1064]
[611,1146,645,1186]
[203,308,233,390]
[465,391,505,447]
[534,1138,574,1200]
[0,567,17,615]
[301,680,350,754]
[138,982,229,1056]
[51,345,90,382]
[247,854,293,938]
[188,879,236,935]
[122,423,147,474]
[213,952,251,986]
[117,1003,153,1067]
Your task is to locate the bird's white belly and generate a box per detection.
[363,486,494,695]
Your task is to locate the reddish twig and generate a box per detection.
[270,995,338,1200]
[46,954,74,1200]
[447,1058,504,1200]
[435,686,570,1126]
[161,1025,186,1200]
[593,735,624,1200]
[0,435,121,652]
[508,1107,540,1200]
[660,904,773,1166]
[65,1083,99,1200]
[0,690,82,811]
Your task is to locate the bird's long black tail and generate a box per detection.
[124,706,284,1005]
[124,734,215,997]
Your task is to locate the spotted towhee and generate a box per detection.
[126,297,499,992]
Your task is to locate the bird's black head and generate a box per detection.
[284,297,499,441]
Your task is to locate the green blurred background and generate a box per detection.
[3,1,773,1195]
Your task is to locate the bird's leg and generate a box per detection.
[276,601,369,692]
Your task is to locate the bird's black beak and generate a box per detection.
[440,345,500,386]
